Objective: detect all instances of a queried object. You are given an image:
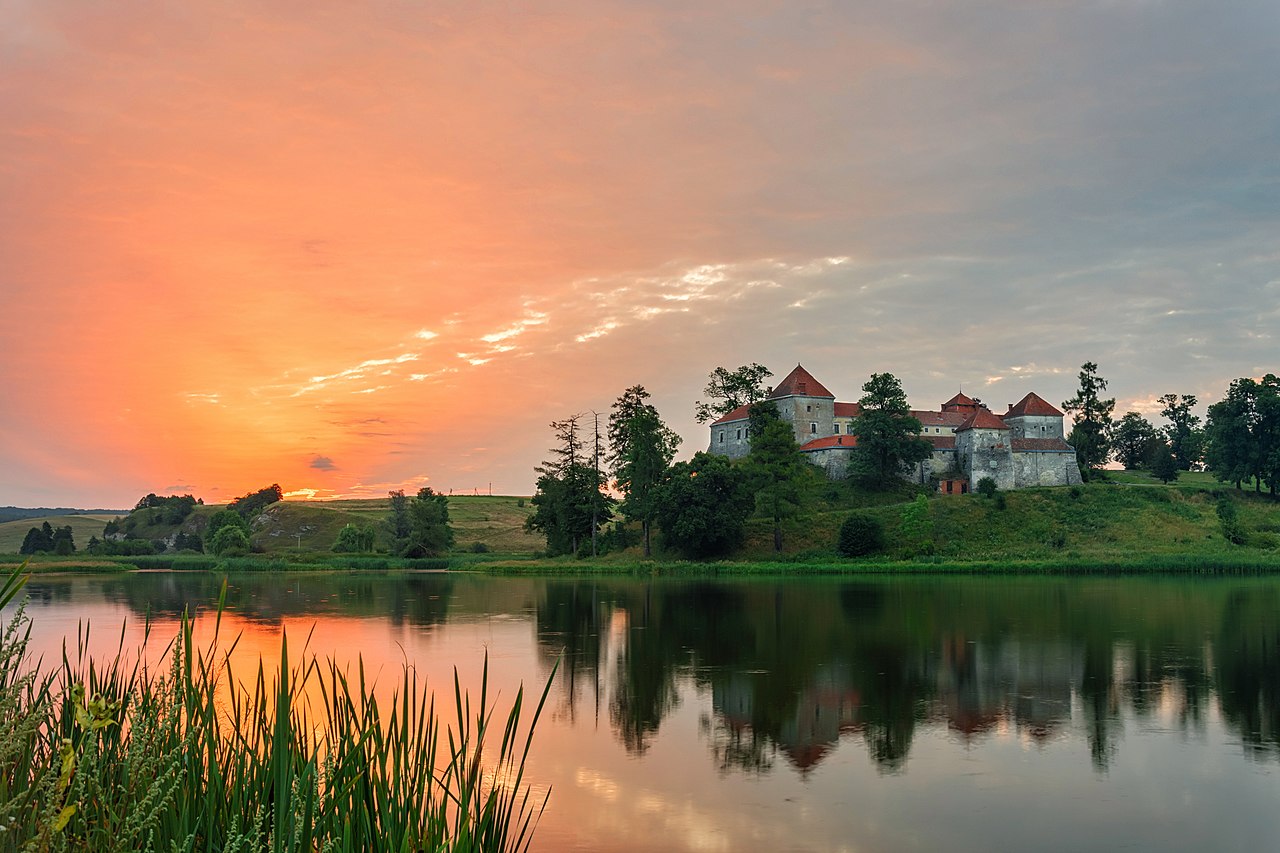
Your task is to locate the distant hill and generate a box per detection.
[0,506,128,524]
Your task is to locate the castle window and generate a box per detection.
[806,405,811,412]
[719,431,724,443]
[833,424,840,434]
[810,422,818,434]
[736,429,742,440]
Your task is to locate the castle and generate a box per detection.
[708,364,1083,491]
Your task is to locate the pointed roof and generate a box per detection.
[943,391,978,408]
[768,364,835,399]
[1004,392,1063,418]
[956,408,1011,432]
[711,403,752,425]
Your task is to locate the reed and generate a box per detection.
[0,570,551,852]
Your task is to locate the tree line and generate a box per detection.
[1062,363,1280,492]
[525,366,933,559]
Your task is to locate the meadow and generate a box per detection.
[2,479,1277,575]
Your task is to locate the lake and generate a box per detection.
[8,571,1280,852]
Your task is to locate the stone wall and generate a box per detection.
[1013,450,1083,486]
[709,419,752,459]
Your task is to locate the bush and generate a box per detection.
[976,477,998,498]
[837,514,886,557]
[1217,497,1247,545]
[470,542,491,554]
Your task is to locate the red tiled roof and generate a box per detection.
[834,402,862,418]
[800,435,858,451]
[768,364,835,399]
[943,392,978,408]
[1004,392,1064,418]
[1011,437,1073,452]
[912,410,969,427]
[710,404,752,425]
[925,435,957,450]
[956,408,1011,431]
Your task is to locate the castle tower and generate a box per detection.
[955,407,1014,489]
[1001,393,1065,440]
[767,364,836,446]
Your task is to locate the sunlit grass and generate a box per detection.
[0,569,551,852]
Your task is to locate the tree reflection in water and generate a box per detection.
[41,572,1280,776]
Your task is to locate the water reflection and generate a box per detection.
[10,572,1280,852]
[527,576,1280,775]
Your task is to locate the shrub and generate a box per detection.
[837,514,886,557]
[470,542,491,554]
[1216,497,1247,545]
[976,477,998,498]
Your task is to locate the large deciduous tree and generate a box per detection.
[402,487,453,557]
[694,363,773,424]
[526,415,614,557]
[1062,362,1115,475]
[1158,393,1203,471]
[1110,412,1161,470]
[1206,374,1280,494]
[607,386,682,557]
[654,452,753,558]
[849,373,931,489]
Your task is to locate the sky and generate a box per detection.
[2,0,1277,508]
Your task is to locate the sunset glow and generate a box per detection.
[3,1,1277,507]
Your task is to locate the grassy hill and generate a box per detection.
[4,478,1276,571]
[729,478,1279,564]
[0,514,126,553]
[0,496,540,558]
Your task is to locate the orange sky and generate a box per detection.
[3,1,1278,506]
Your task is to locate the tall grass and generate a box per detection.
[0,569,551,852]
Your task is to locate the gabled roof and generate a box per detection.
[834,402,862,418]
[710,404,752,426]
[943,392,978,408]
[1003,392,1063,418]
[768,364,835,399]
[956,408,1011,432]
[913,410,970,427]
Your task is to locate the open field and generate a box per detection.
[0,513,125,553]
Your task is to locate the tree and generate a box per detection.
[899,494,934,554]
[1150,442,1179,484]
[837,514,885,557]
[1062,362,1115,473]
[654,452,753,558]
[1110,412,1161,470]
[19,525,53,555]
[333,523,377,553]
[607,386,682,557]
[209,525,250,556]
[403,488,453,557]
[229,484,284,518]
[744,412,810,552]
[1158,393,1202,471]
[1206,375,1280,495]
[51,525,75,555]
[849,373,931,489]
[694,363,773,424]
[525,416,614,556]
[207,508,250,543]
[387,490,412,553]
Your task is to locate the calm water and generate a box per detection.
[8,571,1280,852]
